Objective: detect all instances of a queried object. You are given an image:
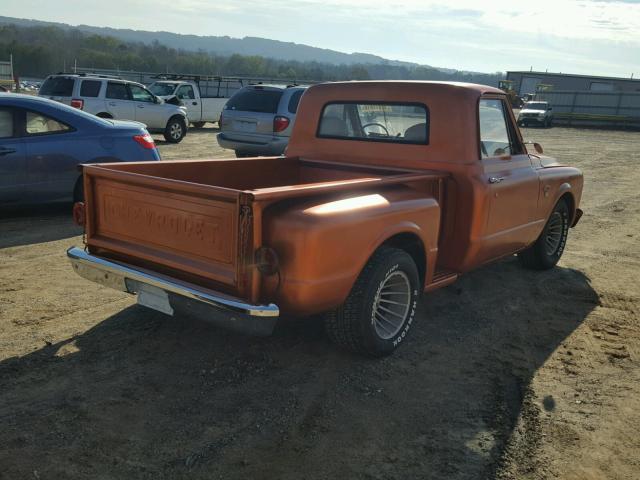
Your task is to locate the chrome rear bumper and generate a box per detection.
[67,247,279,336]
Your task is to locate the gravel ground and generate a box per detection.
[0,125,638,479]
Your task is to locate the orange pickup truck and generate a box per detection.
[68,81,583,356]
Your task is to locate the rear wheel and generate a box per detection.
[324,247,420,357]
[164,116,186,143]
[518,199,570,270]
[96,112,112,119]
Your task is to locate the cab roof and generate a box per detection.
[287,80,510,166]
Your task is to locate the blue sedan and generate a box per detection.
[0,93,160,206]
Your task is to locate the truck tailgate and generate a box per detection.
[83,165,247,292]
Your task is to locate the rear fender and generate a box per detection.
[262,188,441,316]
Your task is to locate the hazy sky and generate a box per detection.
[3,0,640,76]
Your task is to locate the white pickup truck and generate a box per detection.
[148,80,228,127]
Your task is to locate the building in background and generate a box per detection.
[0,55,15,91]
[506,71,640,96]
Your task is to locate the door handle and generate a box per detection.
[489,177,505,184]
[108,102,117,106]
[192,102,198,105]
[137,105,144,108]
[0,147,16,156]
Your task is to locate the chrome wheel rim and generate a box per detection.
[544,212,564,255]
[170,123,182,139]
[372,271,411,340]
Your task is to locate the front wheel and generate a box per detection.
[518,199,570,270]
[324,247,420,357]
[164,116,186,143]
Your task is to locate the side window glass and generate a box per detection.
[479,99,512,158]
[129,85,155,103]
[80,80,101,97]
[176,85,195,100]
[0,109,13,138]
[106,82,130,100]
[25,111,70,135]
[288,90,304,114]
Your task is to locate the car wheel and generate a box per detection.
[235,151,252,158]
[192,122,206,129]
[324,247,420,357]
[518,199,570,270]
[96,112,113,119]
[164,116,186,143]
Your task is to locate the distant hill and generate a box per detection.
[0,15,433,70]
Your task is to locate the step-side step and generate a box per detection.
[426,269,459,292]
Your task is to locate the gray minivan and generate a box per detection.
[217,85,307,157]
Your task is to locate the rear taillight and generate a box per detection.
[72,202,85,226]
[133,133,156,149]
[273,115,290,133]
[70,98,84,109]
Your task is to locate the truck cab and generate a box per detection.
[68,81,583,356]
[148,80,228,126]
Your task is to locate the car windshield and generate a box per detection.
[524,102,547,110]
[225,88,283,113]
[149,83,177,96]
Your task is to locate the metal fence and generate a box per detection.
[72,67,314,98]
[534,90,640,128]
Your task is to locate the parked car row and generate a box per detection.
[36,74,312,155]
[39,74,189,143]
[3,76,557,209]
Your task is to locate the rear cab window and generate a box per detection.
[39,77,74,96]
[317,102,429,144]
[225,88,283,113]
[80,80,102,97]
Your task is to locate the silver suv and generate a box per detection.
[39,74,189,142]
[217,85,307,157]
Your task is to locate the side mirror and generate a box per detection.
[524,141,544,154]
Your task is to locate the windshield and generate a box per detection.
[149,83,177,96]
[524,102,547,110]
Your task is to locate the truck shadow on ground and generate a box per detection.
[0,258,598,480]
[0,204,81,248]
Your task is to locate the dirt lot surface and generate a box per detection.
[1,125,639,479]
